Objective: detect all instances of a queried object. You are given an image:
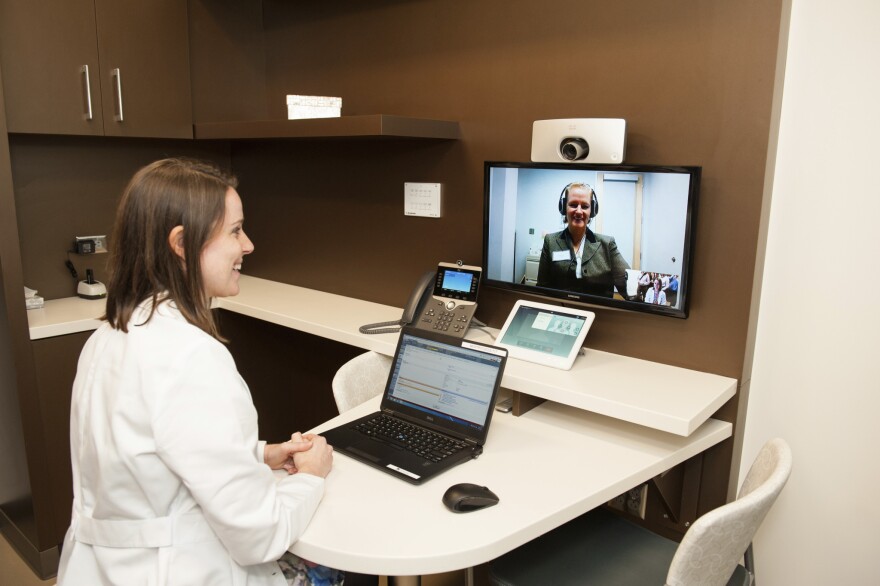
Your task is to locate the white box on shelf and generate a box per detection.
[286,95,342,119]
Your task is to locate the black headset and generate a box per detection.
[558,182,599,219]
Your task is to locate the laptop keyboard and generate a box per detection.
[354,414,469,463]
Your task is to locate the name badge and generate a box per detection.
[552,250,571,262]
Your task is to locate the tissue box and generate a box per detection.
[24,286,44,309]
[286,95,342,119]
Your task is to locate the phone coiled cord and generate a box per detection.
[358,320,404,335]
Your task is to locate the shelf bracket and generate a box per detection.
[650,452,703,527]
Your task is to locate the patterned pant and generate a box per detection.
[278,551,345,586]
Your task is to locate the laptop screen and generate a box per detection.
[385,330,506,436]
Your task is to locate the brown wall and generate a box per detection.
[1,0,785,552]
[9,0,785,380]
[224,1,785,517]
[10,135,232,300]
[189,0,267,124]
[234,0,784,383]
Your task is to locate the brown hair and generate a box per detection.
[104,158,238,339]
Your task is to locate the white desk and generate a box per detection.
[28,275,736,580]
[292,396,732,576]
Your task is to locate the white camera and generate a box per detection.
[531,118,627,164]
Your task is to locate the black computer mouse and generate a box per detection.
[442,483,500,513]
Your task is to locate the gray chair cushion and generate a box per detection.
[489,508,677,586]
[488,507,752,586]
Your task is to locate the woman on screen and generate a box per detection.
[644,277,667,305]
[537,182,630,298]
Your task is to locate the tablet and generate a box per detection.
[494,300,595,370]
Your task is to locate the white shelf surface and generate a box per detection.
[26,296,106,339]
[486,339,736,437]
[27,274,736,436]
[215,276,403,356]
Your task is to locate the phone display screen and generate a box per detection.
[442,271,474,293]
[433,265,481,302]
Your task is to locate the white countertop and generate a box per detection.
[27,274,737,436]
[291,395,732,575]
[26,295,107,339]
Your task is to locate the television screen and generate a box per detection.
[482,161,700,318]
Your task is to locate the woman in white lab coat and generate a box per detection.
[57,158,337,586]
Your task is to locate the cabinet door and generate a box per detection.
[0,0,105,135]
[94,0,192,139]
[31,331,92,549]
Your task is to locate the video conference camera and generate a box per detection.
[531,118,627,164]
[559,137,590,161]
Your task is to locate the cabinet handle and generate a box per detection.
[111,68,124,122]
[80,65,93,121]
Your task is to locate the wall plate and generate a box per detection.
[404,182,442,218]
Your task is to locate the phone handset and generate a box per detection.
[401,270,437,326]
[358,270,435,335]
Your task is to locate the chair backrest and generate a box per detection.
[331,351,393,413]
[666,438,793,586]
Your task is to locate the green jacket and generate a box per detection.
[537,228,630,298]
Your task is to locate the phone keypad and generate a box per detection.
[422,307,469,333]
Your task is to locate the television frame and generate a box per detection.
[481,160,700,319]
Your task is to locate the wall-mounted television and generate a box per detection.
[482,161,700,318]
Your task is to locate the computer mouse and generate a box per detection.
[442,483,500,513]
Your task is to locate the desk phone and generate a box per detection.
[359,262,482,337]
[409,262,481,337]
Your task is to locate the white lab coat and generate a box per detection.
[57,300,325,585]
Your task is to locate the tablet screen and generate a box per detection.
[499,305,586,359]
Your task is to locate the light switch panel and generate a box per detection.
[404,182,442,218]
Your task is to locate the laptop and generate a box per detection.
[321,326,508,485]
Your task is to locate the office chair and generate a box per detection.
[328,351,393,586]
[488,438,792,586]
[331,351,392,413]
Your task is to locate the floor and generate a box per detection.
[0,533,55,585]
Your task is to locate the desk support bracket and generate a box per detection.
[510,390,545,416]
[650,453,703,527]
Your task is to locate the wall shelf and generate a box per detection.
[193,114,460,140]
[27,275,737,437]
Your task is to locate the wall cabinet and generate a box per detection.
[0,0,192,138]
